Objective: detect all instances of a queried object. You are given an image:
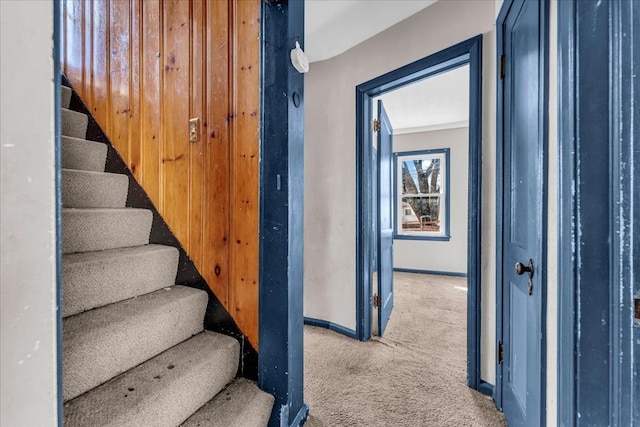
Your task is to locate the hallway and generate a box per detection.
[304,273,506,426]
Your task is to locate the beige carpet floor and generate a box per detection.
[303,272,507,427]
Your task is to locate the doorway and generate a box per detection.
[355,36,483,390]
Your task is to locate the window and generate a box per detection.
[393,149,450,240]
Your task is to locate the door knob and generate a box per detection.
[515,259,534,278]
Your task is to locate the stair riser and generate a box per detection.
[62,108,88,139]
[62,245,179,317]
[62,170,129,209]
[62,209,152,254]
[61,136,108,172]
[64,332,240,427]
[62,85,72,109]
[63,286,208,401]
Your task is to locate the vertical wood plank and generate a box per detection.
[188,0,205,267]
[89,0,109,128]
[129,0,142,180]
[64,0,84,91]
[84,1,93,108]
[230,0,261,348]
[162,0,191,248]
[109,0,131,164]
[203,0,231,306]
[140,1,162,207]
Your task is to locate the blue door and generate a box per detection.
[377,100,394,336]
[499,0,546,425]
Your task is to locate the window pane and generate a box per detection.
[401,158,441,195]
[401,196,441,232]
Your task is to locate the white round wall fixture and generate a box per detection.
[290,41,309,74]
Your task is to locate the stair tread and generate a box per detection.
[63,243,175,264]
[63,285,208,401]
[62,136,108,172]
[62,169,129,208]
[64,331,240,427]
[182,378,274,427]
[62,244,180,318]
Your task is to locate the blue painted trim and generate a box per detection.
[304,317,358,340]
[495,0,549,419]
[393,235,451,242]
[53,1,63,425]
[355,35,483,391]
[479,381,495,398]
[393,268,466,278]
[392,148,451,241]
[558,1,639,425]
[259,2,306,427]
[288,403,309,427]
[494,0,509,411]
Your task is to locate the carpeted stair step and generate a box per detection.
[62,85,72,109]
[182,378,274,427]
[62,136,108,172]
[63,285,208,401]
[62,108,88,139]
[62,169,129,209]
[62,208,152,254]
[64,331,240,427]
[62,244,180,318]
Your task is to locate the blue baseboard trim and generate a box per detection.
[478,380,495,398]
[289,403,309,427]
[304,317,358,340]
[393,267,467,277]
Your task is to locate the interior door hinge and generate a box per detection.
[499,55,506,80]
[498,341,504,364]
[372,119,381,133]
[373,294,381,308]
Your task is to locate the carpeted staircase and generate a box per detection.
[60,84,274,427]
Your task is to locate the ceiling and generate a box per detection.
[304,0,437,63]
[377,65,469,133]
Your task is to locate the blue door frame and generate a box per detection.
[259,1,308,426]
[557,1,639,425]
[355,36,484,390]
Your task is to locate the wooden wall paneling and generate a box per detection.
[140,0,162,207]
[83,1,93,109]
[162,0,191,250]
[91,1,109,128]
[64,0,84,94]
[108,0,131,165]
[62,0,263,351]
[188,0,205,267]
[230,0,261,348]
[128,0,142,180]
[203,0,231,306]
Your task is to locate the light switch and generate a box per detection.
[189,118,200,142]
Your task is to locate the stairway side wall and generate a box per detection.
[62,0,261,348]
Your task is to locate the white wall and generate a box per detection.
[304,0,499,383]
[392,128,468,274]
[0,2,58,426]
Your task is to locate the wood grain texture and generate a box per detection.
[204,0,231,308]
[230,0,261,348]
[62,0,261,348]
